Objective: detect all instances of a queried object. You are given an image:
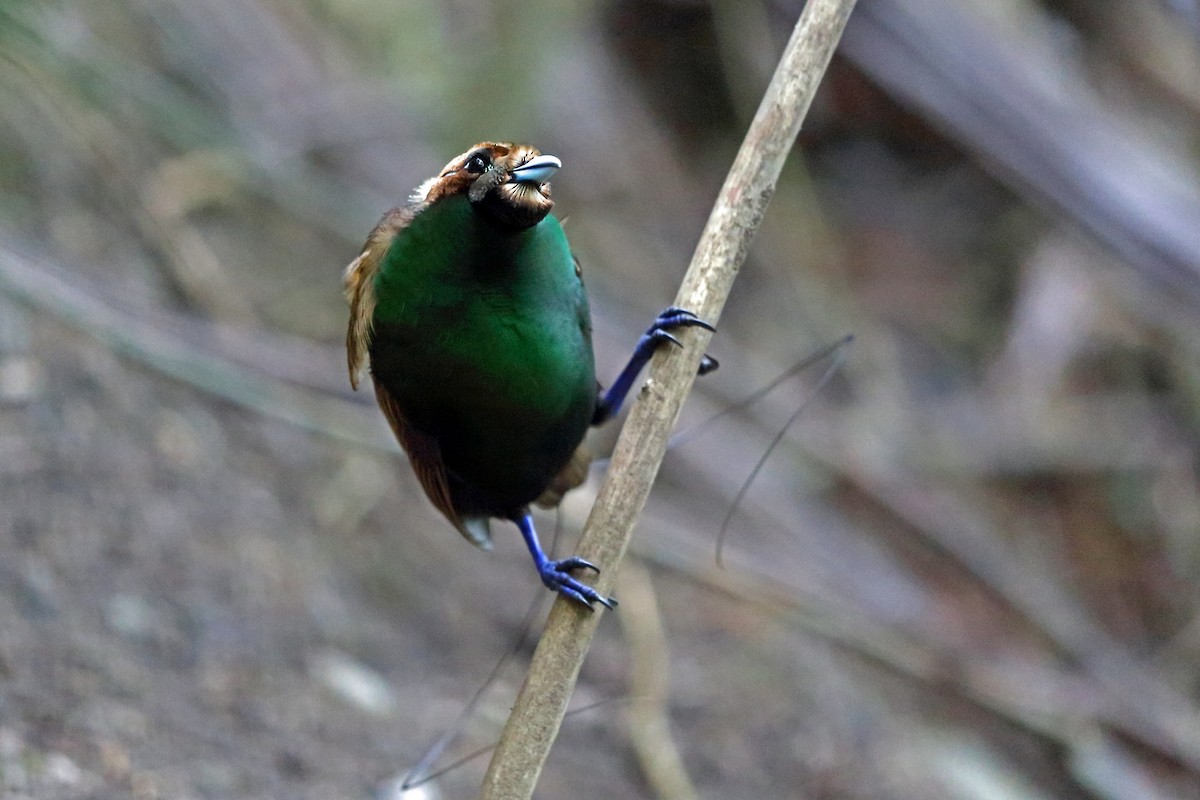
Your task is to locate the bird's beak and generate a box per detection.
[508,154,561,185]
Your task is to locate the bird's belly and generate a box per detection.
[370,312,595,515]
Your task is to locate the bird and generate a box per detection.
[344,142,714,610]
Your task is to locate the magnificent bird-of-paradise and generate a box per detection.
[345,142,713,609]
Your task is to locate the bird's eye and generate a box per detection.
[464,153,490,174]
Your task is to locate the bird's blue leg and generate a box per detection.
[592,306,718,426]
[516,513,616,610]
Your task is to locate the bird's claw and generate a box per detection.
[647,307,718,375]
[553,556,600,574]
[539,558,617,611]
[650,306,715,335]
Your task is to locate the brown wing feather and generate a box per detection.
[344,205,416,389]
[371,375,464,527]
[372,377,492,548]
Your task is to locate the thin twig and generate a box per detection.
[478,2,859,797]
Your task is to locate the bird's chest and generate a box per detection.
[369,213,595,423]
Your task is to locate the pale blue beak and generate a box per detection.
[508,154,561,185]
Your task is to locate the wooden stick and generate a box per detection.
[479,2,859,797]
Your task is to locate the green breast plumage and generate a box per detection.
[367,194,596,517]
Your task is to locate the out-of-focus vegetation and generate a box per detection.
[2,0,1200,798]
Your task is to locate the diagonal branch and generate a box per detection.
[479,1,859,797]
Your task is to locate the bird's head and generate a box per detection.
[414,142,561,229]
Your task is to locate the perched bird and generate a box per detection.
[345,142,713,609]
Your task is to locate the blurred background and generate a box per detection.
[3,0,1200,797]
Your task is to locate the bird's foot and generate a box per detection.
[642,306,715,354]
[644,307,719,377]
[538,556,617,611]
[593,307,719,425]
